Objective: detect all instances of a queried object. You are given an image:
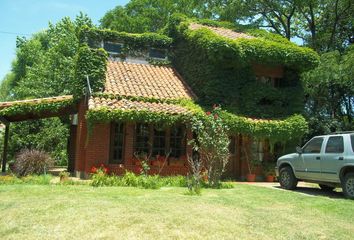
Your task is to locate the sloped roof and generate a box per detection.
[0,95,76,122]
[104,61,194,100]
[0,95,73,109]
[89,96,191,115]
[189,23,254,40]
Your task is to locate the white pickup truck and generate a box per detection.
[276,132,354,199]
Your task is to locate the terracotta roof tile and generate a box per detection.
[105,61,194,100]
[189,23,254,40]
[89,97,191,115]
[0,95,73,110]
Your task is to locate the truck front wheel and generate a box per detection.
[279,166,298,190]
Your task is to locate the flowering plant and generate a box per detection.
[90,163,109,174]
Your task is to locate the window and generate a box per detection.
[104,42,123,54]
[135,123,150,155]
[152,125,166,156]
[110,123,125,164]
[170,126,186,158]
[351,134,354,152]
[134,123,186,158]
[228,136,236,155]
[149,48,167,59]
[303,137,324,154]
[326,136,344,153]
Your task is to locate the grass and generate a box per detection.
[0,184,353,240]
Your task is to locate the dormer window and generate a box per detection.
[149,48,167,59]
[103,41,123,55]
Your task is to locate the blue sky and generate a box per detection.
[0,0,129,81]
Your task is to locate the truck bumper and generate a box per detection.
[275,167,279,177]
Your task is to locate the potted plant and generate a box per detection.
[246,159,261,182]
[263,162,276,182]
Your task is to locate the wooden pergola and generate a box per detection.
[0,95,77,173]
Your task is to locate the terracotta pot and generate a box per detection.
[246,174,256,182]
[266,175,275,182]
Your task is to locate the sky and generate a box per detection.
[0,0,129,81]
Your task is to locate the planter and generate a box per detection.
[246,174,256,182]
[266,175,275,182]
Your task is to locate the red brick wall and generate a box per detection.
[73,102,270,179]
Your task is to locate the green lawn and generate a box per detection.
[0,184,353,240]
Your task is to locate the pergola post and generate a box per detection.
[1,121,10,173]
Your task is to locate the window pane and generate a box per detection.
[303,137,324,154]
[152,125,166,156]
[149,48,166,59]
[110,123,124,164]
[170,126,186,158]
[135,123,150,155]
[351,134,354,152]
[326,136,344,153]
[104,42,122,54]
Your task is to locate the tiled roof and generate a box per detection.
[105,61,194,100]
[89,96,191,115]
[189,23,254,40]
[0,95,73,110]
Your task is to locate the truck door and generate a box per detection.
[321,136,344,182]
[300,137,324,180]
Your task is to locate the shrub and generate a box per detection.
[0,174,52,185]
[190,106,230,188]
[13,149,54,177]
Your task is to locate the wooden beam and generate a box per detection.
[1,123,10,173]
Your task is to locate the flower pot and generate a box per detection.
[266,175,275,182]
[246,174,256,182]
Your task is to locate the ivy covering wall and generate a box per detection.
[77,21,313,144]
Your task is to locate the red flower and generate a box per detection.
[206,111,211,115]
[91,166,97,174]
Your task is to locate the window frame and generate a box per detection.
[134,123,186,160]
[325,136,344,154]
[302,137,324,154]
[109,122,125,164]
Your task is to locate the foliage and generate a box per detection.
[169,15,319,71]
[263,162,276,176]
[12,149,54,177]
[80,26,172,49]
[0,98,74,118]
[74,45,107,98]
[6,118,70,165]
[100,0,211,33]
[302,46,354,138]
[90,170,187,189]
[187,155,204,195]
[0,174,53,185]
[0,14,93,166]
[190,107,230,188]
[220,112,309,143]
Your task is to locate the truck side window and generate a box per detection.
[325,136,344,153]
[303,137,324,154]
[350,134,354,152]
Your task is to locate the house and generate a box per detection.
[0,16,318,179]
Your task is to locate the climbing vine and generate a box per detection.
[0,98,75,118]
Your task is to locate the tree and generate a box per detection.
[0,13,93,165]
[302,46,354,136]
[100,0,211,33]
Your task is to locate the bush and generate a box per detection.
[91,171,187,189]
[0,174,52,185]
[13,149,54,177]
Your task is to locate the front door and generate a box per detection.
[300,137,324,180]
[321,136,344,182]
